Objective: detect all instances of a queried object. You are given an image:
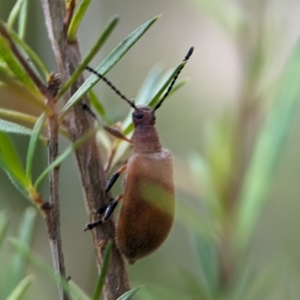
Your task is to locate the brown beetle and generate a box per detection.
[84,47,194,263]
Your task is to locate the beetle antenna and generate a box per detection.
[81,102,99,120]
[154,46,194,111]
[86,66,136,109]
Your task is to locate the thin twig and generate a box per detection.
[0,19,69,300]
[0,22,48,95]
[44,77,70,300]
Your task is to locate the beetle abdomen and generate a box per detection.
[116,149,175,264]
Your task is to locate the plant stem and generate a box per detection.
[44,78,70,300]
[40,0,130,298]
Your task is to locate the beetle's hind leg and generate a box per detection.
[84,194,123,231]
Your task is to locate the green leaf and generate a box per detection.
[236,38,300,250]
[135,64,164,104]
[3,207,37,298]
[193,234,218,299]
[88,89,109,123]
[188,152,223,217]
[92,240,112,300]
[117,287,141,300]
[7,0,24,30]
[147,61,188,109]
[0,72,46,110]
[0,210,10,247]
[34,126,99,188]
[0,108,38,125]
[67,0,92,42]
[0,132,30,197]
[60,15,160,117]
[69,281,91,300]
[26,113,46,180]
[10,29,49,78]
[18,0,28,39]
[0,119,33,136]
[6,275,34,300]
[9,239,91,300]
[0,34,40,95]
[60,15,119,97]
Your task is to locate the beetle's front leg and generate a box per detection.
[84,194,123,231]
[105,164,127,193]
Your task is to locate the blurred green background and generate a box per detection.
[1,0,300,299]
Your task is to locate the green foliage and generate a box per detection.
[92,240,112,300]
[0,208,36,299]
[1,0,299,299]
[0,132,31,198]
[67,0,92,42]
[60,15,160,117]
[236,39,300,250]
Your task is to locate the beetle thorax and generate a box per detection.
[131,105,162,153]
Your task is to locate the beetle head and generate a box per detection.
[132,105,156,127]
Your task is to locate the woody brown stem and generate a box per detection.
[40,0,130,299]
[45,81,70,300]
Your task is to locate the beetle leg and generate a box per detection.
[105,165,127,194]
[84,194,123,231]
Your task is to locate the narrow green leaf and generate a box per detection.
[26,113,46,180]
[18,0,29,39]
[193,234,218,299]
[147,62,186,108]
[9,239,90,300]
[67,0,92,42]
[136,64,164,104]
[0,210,10,247]
[122,62,187,136]
[34,126,98,188]
[92,240,112,300]
[0,72,46,110]
[117,287,141,300]
[88,89,109,122]
[0,132,30,197]
[10,29,49,78]
[0,108,38,125]
[69,281,91,300]
[60,16,119,97]
[236,39,300,250]
[188,153,223,217]
[0,35,40,95]
[60,15,160,117]
[6,274,34,300]
[7,0,24,30]
[0,119,33,136]
[3,207,37,298]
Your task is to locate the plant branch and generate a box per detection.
[44,77,70,300]
[40,0,130,299]
[0,22,48,95]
